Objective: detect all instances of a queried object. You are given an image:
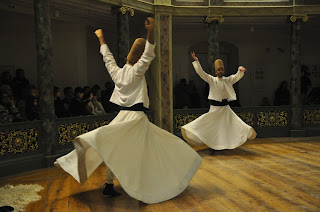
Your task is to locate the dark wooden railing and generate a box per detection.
[1,106,319,177]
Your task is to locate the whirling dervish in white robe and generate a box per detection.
[54,18,202,204]
[181,52,257,150]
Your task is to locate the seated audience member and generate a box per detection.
[83,85,91,100]
[88,89,106,115]
[54,86,67,118]
[174,78,190,109]
[307,87,320,105]
[0,90,24,123]
[62,87,73,117]
[25,86,40,121]
[92,84,101,100]
[188,80,201,108]
[70,87,92,116]
[274,81,290,106]
[26,97,40,121]
[12,68,30,103]
[0,85,14,102]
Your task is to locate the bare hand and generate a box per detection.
[89,93,94,100]
[95,29,103,38]
[239,66,247,72]
[191,52,198,61]
[145,17,155,31]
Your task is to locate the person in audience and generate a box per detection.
[83,85,91,100]
[25,86,40,121]
[188,80,201,108]
[0,85,14,102]
[54,86,67,118]
[12,68,30,103]
[62,87,73,117]
[70,87,92,116]
[88,89,106,115]
[0,90,24,124]
[174,78,190,109]
[92,84,101,99]
[25,96,40,121]
[274,81,290,106]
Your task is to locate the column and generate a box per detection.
[150,7,173,132]
[289,15,308,137]
[206,16,223,74]
[34,0,56,163]
[116,6,133,67]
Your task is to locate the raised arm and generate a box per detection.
[228,66,246,84]
[95,29,120,81]
[145,17,154,44]
[191,52,212,83]
[133,17,156,76]
[95,29,106,46]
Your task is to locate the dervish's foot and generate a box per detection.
[102,183,121,197]
[210,149,223,154]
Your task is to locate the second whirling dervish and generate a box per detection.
[181,52,257,151]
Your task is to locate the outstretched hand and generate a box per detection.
[95,29,106,46]
[145,17,155,31]
[191,52,198,61]
[95,29,103,38]
[238,66,247,72]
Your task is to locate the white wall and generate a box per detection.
[0,11,37,86]
[51,21,88,89]
[86,26,117,89]
[0,11,117,94]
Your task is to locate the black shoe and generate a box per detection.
[102,183,121,197]
[0,206,14,212]
[210,149,223,154]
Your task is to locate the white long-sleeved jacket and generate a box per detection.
[192,60,244,102]
[100,41,155,108]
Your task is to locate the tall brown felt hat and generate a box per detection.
[127,38,146,64]
[214,59,224,71]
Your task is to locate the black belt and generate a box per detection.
[120,103,148,112]
[210,99,229,106]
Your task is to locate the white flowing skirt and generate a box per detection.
[181,105,256,150]
[55,110,202,204]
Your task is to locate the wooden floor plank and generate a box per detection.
[217,152,320,211]
[243,145,320,185]
[1,137,320,212]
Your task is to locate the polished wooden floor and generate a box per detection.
[1,137,320,212]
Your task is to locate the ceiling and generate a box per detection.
[1,0,319,29]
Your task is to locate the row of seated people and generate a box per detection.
[54,83,118,118]
[0,69,118,124]
[0,83,119,124]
